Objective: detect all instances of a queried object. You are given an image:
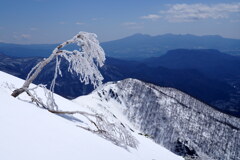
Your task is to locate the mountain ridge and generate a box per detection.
[101,33,240,59]
[0,52,239,117]
[1,33,240,58]
[89,78,240,160]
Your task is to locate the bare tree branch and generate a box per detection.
[11,32,105,110]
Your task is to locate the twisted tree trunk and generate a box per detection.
[11,42,69,97]
[11,32,105,111]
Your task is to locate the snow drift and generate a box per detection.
[0,71,183,160]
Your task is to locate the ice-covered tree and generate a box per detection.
[11,31,105,110]
[10,32,138,149]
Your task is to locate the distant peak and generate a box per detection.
[130,33,151,38]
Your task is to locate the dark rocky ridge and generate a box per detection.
[97,79,240,160]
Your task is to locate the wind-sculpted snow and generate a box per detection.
[95,78,240,160]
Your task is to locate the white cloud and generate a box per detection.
[140,3,240,23]
[76,22,85,25]
[141,14,161,20]
[162,3,240,22]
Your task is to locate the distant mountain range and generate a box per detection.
[1,34,240,160]
[143,49,240,116]
[144,49,240,79]
[1,33,240,59]
[0,49,239,117]
[0,43,56,57]
[101,33,240,59]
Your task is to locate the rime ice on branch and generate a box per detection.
[11,32,106,110]
[10,32,139,149]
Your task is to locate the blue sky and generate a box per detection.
[1,0,240,44]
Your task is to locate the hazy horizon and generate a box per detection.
[1,0,240,44]
[1,33,240,45]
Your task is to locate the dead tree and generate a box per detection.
[11,32,105,110]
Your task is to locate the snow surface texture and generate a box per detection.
[0,71,183,160]
[78,79,240,160]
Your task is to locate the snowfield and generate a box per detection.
[0,71,183,160]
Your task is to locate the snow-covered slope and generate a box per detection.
[0,71,183,160]
[76,79,240,160]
